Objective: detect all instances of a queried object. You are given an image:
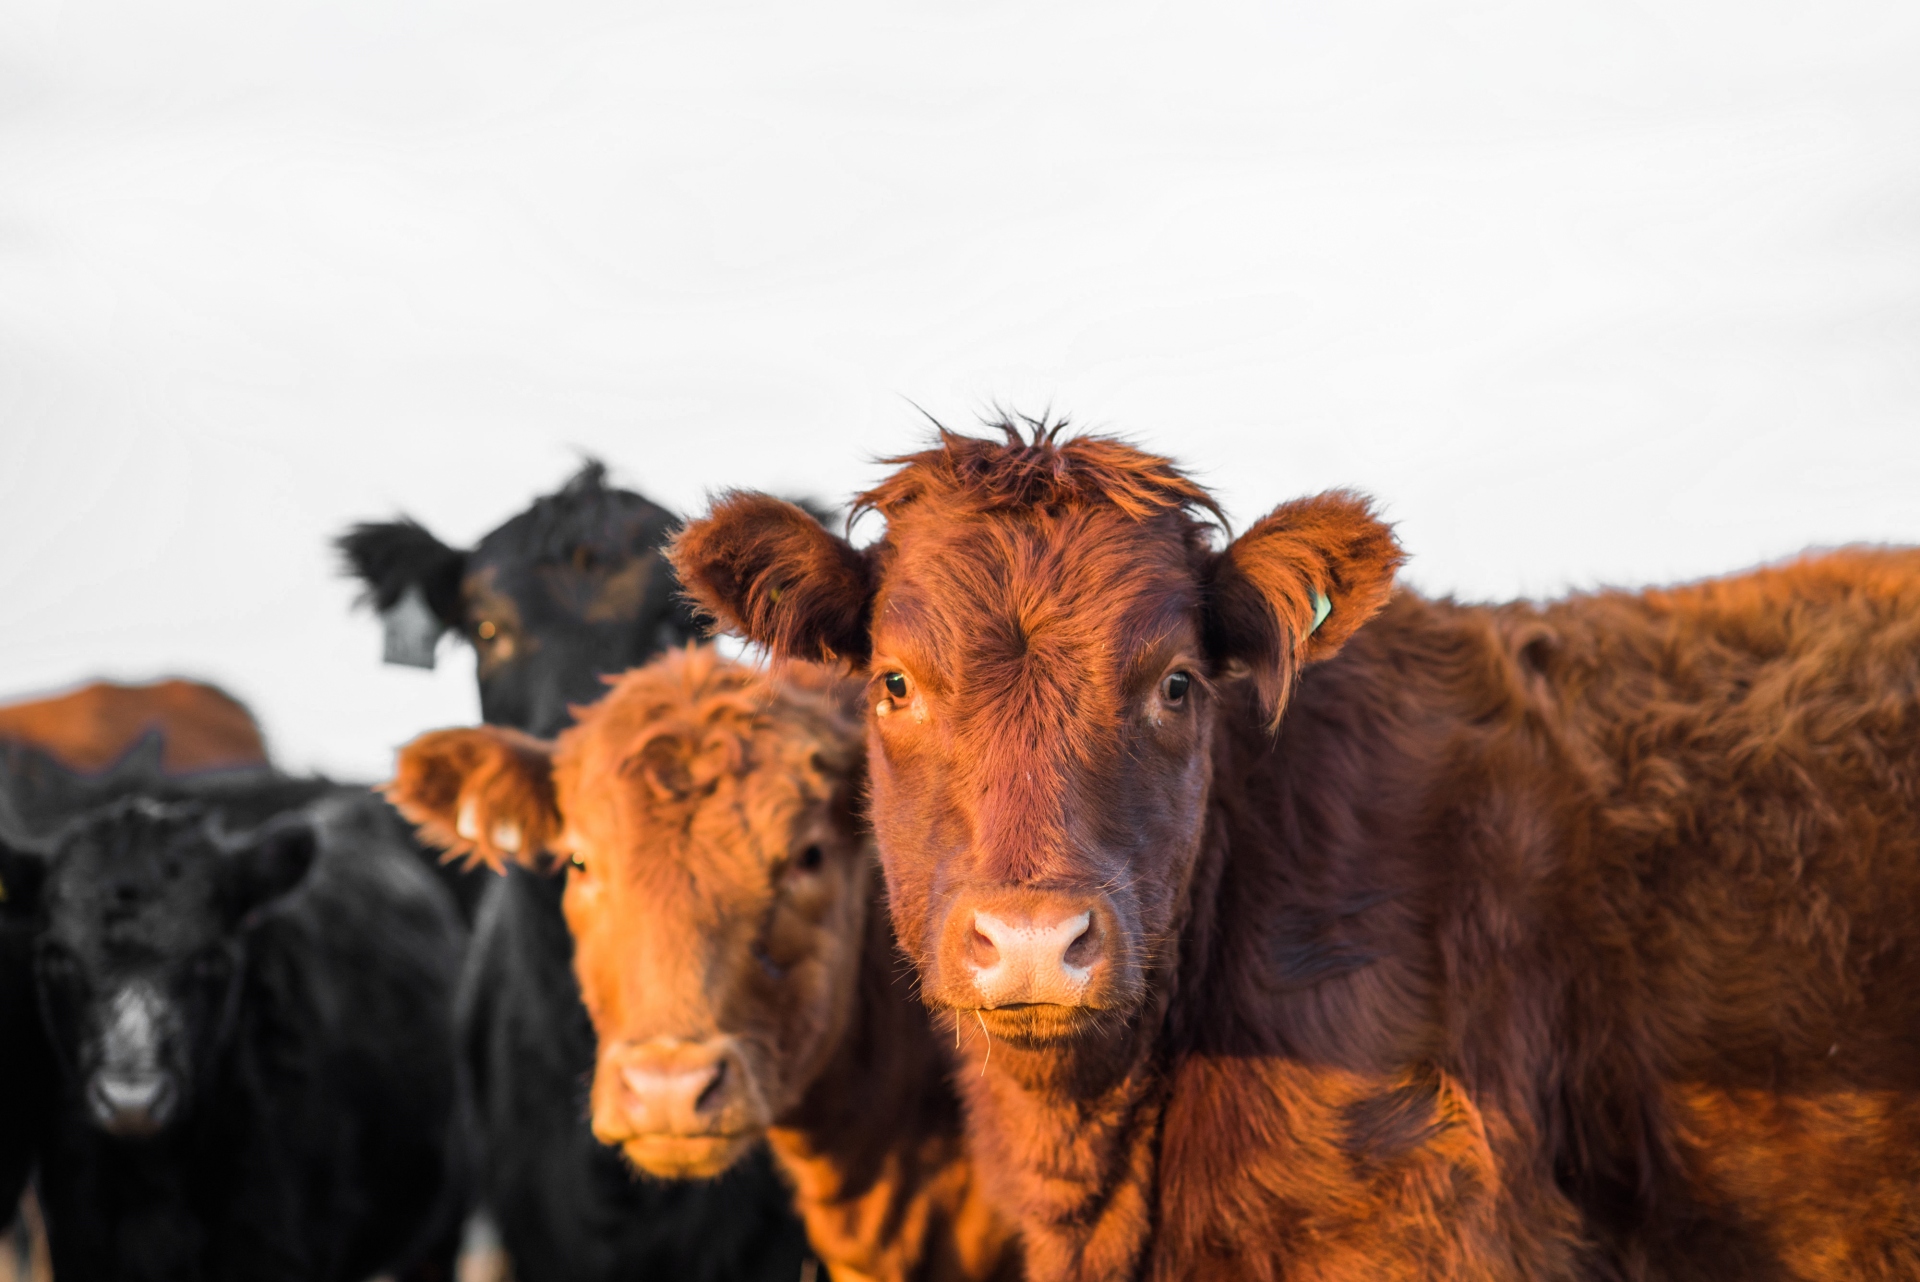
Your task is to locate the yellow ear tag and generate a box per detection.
[1309,590,1333,636]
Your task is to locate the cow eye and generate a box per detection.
[191,948,233,983]
[35,943,83,991]
[796,844,824,872]
[476,620,498,641]
[883,672,909,700]
[1161,671,1192,705]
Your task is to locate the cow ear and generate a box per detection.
[670,492,874,666]
[1205,490,1403,728]
[220,816,318,926]
[386,727,561,871]
[335,518,468,631]
[0,838,47,920]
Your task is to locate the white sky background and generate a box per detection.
[1,0,1916,779]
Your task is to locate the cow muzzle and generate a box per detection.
[592,1036,765,1178]
[86,982,182,1137]
[934,889,1120,1020]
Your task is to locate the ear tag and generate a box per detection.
[1309,590,1333,636]
[382,584,443,670]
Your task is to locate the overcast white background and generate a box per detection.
[2,0,1916,779]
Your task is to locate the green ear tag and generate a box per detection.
[1309,590,1333,636]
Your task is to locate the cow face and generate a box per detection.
[337,460,697,737]
[385,650,869,1179]
[671,426,1401,1071]
[0,801,316,1137]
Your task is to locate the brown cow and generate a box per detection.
[671,421,1920,1282]
[385,647,1021,1282]
[0,679,268,774]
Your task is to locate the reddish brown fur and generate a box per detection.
[672,424,1920,1282]
[386,649,1021,1282]
[0,679,268,773]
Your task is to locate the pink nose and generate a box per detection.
[967,907,1098,1007]
[600,1039,742,1138]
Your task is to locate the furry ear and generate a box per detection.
[0,838,47,919]
[386,727,561,871]
[669,492,874,665]
[220,816,319,925]
[1206,490,1403,727]
[335,518,469,630]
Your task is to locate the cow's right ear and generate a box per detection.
[385,727,561,871]
[670,492,875,665]
[335,519,468,631]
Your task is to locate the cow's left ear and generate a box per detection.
[1205,490,1403,727]
[0,838,47,920]
[219,816,319,926]
[386,726,561,871]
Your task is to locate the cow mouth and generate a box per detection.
[616,1131,760,1180]
[968,1001,1108,1046]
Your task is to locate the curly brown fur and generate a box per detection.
[674,421,1920,1282]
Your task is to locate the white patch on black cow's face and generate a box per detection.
[87,978,183,1136]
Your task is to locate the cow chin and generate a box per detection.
[617,1132,759,1180]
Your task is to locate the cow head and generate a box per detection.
[338,460,700,737]
[0,800,316,1137]
[671,423,1401,1073]
[386,648,870,1178]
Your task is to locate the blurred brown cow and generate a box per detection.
[388,648,1021,1282]
[0,679,267,775]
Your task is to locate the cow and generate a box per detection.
[385,647,1025,1282]
[0,783,467,1281]
[1,677,271,1279]
[0,680,270,775]
[670,420,1920,1282]
[338,460,811,1282]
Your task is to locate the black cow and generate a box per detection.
[0,785,466,1281]
[339,460,811,1282]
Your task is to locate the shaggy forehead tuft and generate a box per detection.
[553,648,862,825]
[853,420,1227,530]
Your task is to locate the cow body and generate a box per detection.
[339,461,811,1282]
[0,680,269,776]
[388,650,1022,1282]
[672,424,1920,1281]
[0,785,467,1282]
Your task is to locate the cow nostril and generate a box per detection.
[1062,915,1099,969]
[694,1058,728,1115]
[969,923,1000,968]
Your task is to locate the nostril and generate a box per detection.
[969,923,1000,968]
[1062,915,1099,970]
[694,1059,728,1115]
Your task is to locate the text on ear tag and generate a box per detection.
[1309,590,1333,636]
[382,584,443,669]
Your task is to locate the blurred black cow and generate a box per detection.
[0,784,466,1282]
[338,460,812,1282]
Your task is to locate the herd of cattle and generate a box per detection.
[2,423,1918,1282]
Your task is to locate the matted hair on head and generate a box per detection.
[852,414,1228,532]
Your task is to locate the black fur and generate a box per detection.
[336,518,468,627]
[0,786,467,1282]
[337,461,814,1282]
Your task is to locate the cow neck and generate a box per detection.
[942,746,1237,1282]
[767,869,1019,1282]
